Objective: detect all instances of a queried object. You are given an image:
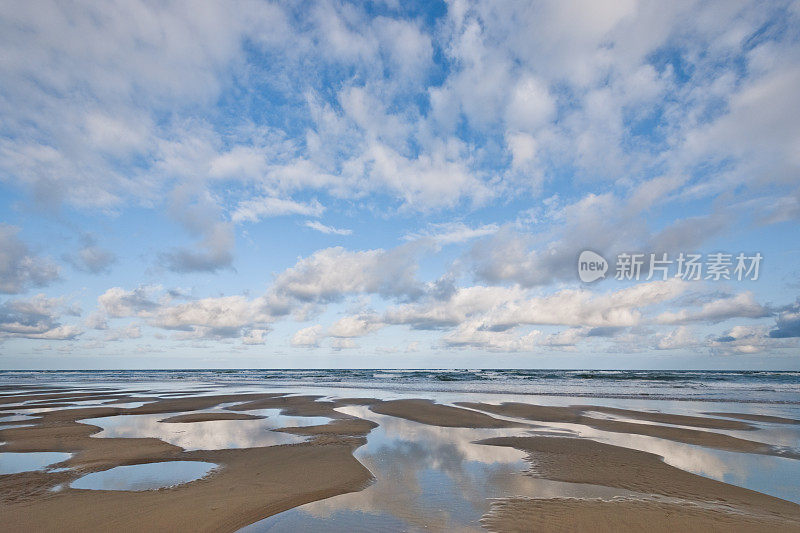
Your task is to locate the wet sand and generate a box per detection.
[370,398,523,428]
[1,386,799,532]
[482,497,798,532]
[457,401,798,458]
[159,413,265,423]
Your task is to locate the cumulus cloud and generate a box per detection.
[291,325,324,347]
[708,325,789,355]
[656,292,771,324]
[98,286,160,318]
[150,295,275,340]
[655,326,702,350]
[242,328,270,345]
[386,278,687,335]
[0,224,59,294]
[0,294,81,340]
[443,321,543,352]
[328,314,384,338]
[92,284,289,344]
[769,300,800,338]
[87,243,426,344]
[271,245,424,303]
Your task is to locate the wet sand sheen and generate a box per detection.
[0,386,798,532]
[456,401,799,458]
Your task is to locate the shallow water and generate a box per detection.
[241,406,633,532]
[0,451,72,475]
[0,413,38,422]
[81,408,331,451]
[70,461,218,491]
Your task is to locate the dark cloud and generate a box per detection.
[0,295,80,340]
[586,326,625,337]
[769,300,800,338]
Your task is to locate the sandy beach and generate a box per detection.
[1,382,799,532]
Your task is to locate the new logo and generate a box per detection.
[578,250,608,283]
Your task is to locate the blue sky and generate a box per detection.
[1,0,799,369]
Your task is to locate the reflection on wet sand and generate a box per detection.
[70,461,218,491]
[82,409,332,451]
[242,406,632,532]
[0,451,72,475]
[513,418,800,504]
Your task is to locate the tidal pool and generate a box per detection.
[70,461,218,491]
[81,408,332,451]
[0,451,72,475]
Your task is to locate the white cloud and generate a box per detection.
[328,314,384,338]
[443,321,543,352]
[271,245,423,302]
[242,328,270,345]
[0,294,81,340]
[233,197,325,224]
[98,286,159,318]
[0,1,286,207]
[400,278,686,332]
[657,292,770,324]
[655,326,702,350]
[708,324,797,355]
[151,295,274,339]
[304,220,352,236]
[504,75,555,133]
[291,325,324,347]
[404,222,498,245]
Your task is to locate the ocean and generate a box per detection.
[1,369,798,404]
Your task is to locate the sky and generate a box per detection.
[0,0,799,370]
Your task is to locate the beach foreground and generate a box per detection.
[1,378,799,532]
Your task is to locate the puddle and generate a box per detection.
[240,406,631,532]
[70,461,218,491]
[0,423,35,430]
[81,409,331,451]
[10,400,149,414]
[100,401,148,409]
[0,452,72,475]
[0,414,38,422]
